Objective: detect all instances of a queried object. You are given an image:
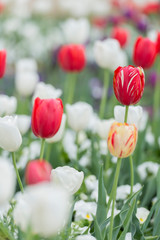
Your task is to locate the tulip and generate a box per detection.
[0,158,16,206]
[133,36,157,69]
[13,183,71,237]
[66,102,93,132]
[156,32,160,54]
[25,159,52,185]
[107,122,138,158]
[16,58,37,73]
[17,115,31,135]
[61,18,90,44]
[111,26,129,48]
[0,94,17,117]
[58,44,86,72]
[93,38,127,71]
[0,49,6,78]
[51,166,84,195]
[32,82,62,104]
[0,116,22,152]
[15,72,39,97]
[113,65,145,105]
[46,113,66,143]
[31,97,63,139]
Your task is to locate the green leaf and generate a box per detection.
[94,217,103,240]
[156,167,160,199]
[141,176,156,207]
[142,199,160,233]
[95,164,107,239]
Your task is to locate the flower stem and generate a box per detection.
[99,69,109,119]
[11,152,24,193]
[124,105,134,196]
[129,155,134,196]
[67,73,77,104]
[109,158,122,240]
[40,138,45,161]
[124,105,129,123]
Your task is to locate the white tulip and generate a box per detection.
[136,207,150,224]
[93,38,127,71]
[74,200,97,221]
[16,58,38,73]
[0,116,22,152]
[76,235,97,240]
[51,166,84,195]
[0,95,17,116]
[91,0,111,16]
[17,115,31,135]
[0,158,16,206]
[61,18,90,44]
[32,82,62,104]
[96,118,115,140]
[46,114,66,143]
[66,102,93,132]
[15,72,39,97]
[13,183,71,237]
[114,105,143,130]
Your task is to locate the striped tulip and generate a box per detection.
[107,122,138,158]
[113,65,145,105]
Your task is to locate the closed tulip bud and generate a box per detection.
[25,159,52,185]
[0,49,6,78]
[31,97,63,139]
[108,122,138,158]
[113,65,145,105]
[0,116,22,152]
[133,36,157,69]
[111,27,130,48]
[58,44,86,72]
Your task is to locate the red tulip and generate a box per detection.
[31,97,63,138]
[58,44,86,72]
[111,27,129,48]
[0,50,6,78]
[25,159,52,185]
[113,65,145,105]
[133,36,157,69]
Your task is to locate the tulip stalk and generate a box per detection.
[99,69,109,119]
[124,105,134,196]
[108,157,122,240]
[11,152,24,193]
[66,73,77,104]
[40,138,45,160]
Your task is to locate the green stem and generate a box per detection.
[129,155,134,196]
[124,105,134,196]
[67,73,77,104]
[40,138,45,160]
[99,69,109,119]
[11,152,24,193]
[124,105,129,123]
[109,158,122,240]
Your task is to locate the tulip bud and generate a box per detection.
[113,65,145,105]
[0,49,6,78]
[111,27,129,48]
[133,36,157,69]
[58,44,86,72]
[0,116,22,152]
[31,97,63,138]
[107,122,138,158]
[25,159,52,185]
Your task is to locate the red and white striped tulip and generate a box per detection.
[113,65,145,106]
